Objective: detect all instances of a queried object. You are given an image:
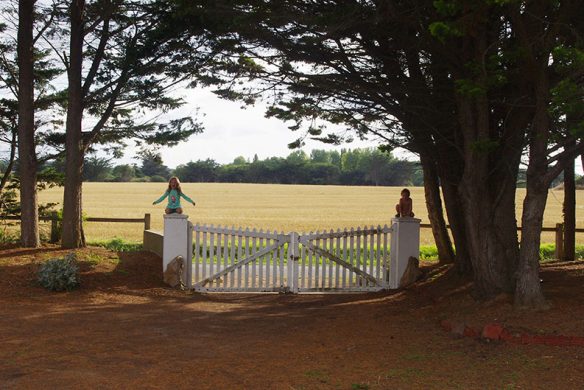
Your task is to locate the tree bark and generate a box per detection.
[562,141,576,261]
[17,0,39,247]
[419,154,455,264]
[61,0,86,249]
[515,181,548,308]
[458,170,518,299]
[440,180,472,274]
[0,130,17,197]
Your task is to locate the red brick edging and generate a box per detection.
[440,320,584,347]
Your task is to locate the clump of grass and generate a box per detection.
[88,237,142,252]
[539,244,584,261]
[419,245,439,260]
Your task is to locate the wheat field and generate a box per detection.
[32,182,584,245]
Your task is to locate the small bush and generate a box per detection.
[37,253,80,291]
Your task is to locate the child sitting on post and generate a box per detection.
[395,188,414,218]
[153,177,196,214]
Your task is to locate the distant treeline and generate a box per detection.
[78,148,424,186]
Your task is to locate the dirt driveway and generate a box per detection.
[2,245,584,389]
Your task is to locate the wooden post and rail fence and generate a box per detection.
[0,214,580,259]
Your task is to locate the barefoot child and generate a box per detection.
[153,177,196,214]
[395,188,414,217]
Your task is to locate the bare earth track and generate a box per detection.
[2,245,584,389]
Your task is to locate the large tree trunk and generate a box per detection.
[419,154,455,264]
[515,180,548,308]
[440,180,472,273]
[458,169,518,299]
[455,87,519,298]
[17,0,39,247]
[515,55,549,308]
[562,142,576,261]
[61,0,86,249]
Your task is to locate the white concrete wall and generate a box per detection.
[163,214,190,285]
[389,217,421,289]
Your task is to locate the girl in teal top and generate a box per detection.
[153,177,195,214]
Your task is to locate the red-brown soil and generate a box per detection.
[1,245,584,389]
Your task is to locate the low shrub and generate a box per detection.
[88,237,142,252]
[419,245,439,260]
[38,253,80,291]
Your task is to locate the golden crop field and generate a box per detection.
[34,182,584,245]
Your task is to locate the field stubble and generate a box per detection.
[34,182,584,244]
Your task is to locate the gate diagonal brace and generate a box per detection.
[300,241,381,287]
[195,239,289,288]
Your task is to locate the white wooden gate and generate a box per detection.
[189,223,391,293]
[190,223,292,292]
[296,226,391,292]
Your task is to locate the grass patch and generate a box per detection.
[83,251,120,267]
[385,367,424,380]
[88,237,142,252]
[304,369,329,383]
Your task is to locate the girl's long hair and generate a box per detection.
[168,177,182,194]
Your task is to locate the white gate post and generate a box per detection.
[288,232,299,293]
[163,214,190,286]
[389,217,421,289]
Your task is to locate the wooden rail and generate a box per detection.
[1,213,151,243]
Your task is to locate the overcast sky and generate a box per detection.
[120,87,384,168]
[127,87,584,176]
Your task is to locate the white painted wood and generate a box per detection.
[202,229,208,279]
[375,225,384,279]
[194,224,201,282]
[244,229,250,289]
[251,230,257,289]
[308,231,313,289]
[341,228,348,288]
[188,217,411,294]
[237,227,243,288]
[335,230,341,289]
[162,214,190,286]
[209,226,215,288]
[230,228,236,288]
[258,230,264,288]
[383,225,389,287]
[186,222,193,289]
[356,227,362,287]
[369,227,375,285]
[389,217,421,289]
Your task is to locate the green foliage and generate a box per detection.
[539,244,584,261]
[454,79,487,98]
[150,175,167,182]
[428,21,462,43]
[88,238,143,252]
[433,0,461,16]
[37,253,80,292]
[470,139,500,154]
[418,244,584,261]
[419,246,440,260]
[166,148,422,186]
